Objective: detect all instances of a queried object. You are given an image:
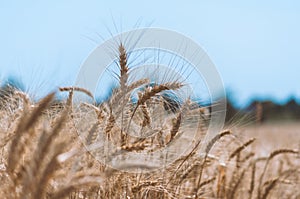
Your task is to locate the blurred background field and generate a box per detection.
[235,122,300,155]
[0,2,300,197]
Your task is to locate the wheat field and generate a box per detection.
[0,44,299,199]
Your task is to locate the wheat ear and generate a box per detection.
[119,43,129,91]
[128,82,183,131]
[257,149,299,199]
[59,86,93,99]
[229,138,256,161]
[195,130,231,195]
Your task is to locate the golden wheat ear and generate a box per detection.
[118,43,129,91]
[59,86,93,99]
[127,82,183,132]
[228,138,256,161]
[194,130,232,194]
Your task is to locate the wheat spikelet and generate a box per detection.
[118,43,129,91]
[127,82,183,133]
[261,169,297,199]
[261,178,278,199]
[227,166,247,199]
[268,149,299,160]
[178,160,201,185]
[198,177,216,190]
[229,138,256,160]
[168,96,191,139]
[66,89,73,113]
[104,112,115,139]
[166,132,202,186]
[195,130,231,194]
[137,82,183,106]
[120,140,148,152]
[155,130,165,148]
[128,78,149,91]
[248,160,256,199]
[59,86,93,99]
[120,131,127,147]
[85,122,100,145]
[109,78,148,109]
[205,130,232,155]
[140,103,151,127]
[169,112,181,142]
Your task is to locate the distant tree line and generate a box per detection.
[226,97,300,124]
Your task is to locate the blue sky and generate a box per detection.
[0,1,299,107]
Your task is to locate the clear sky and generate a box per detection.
[0,1,299,107]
